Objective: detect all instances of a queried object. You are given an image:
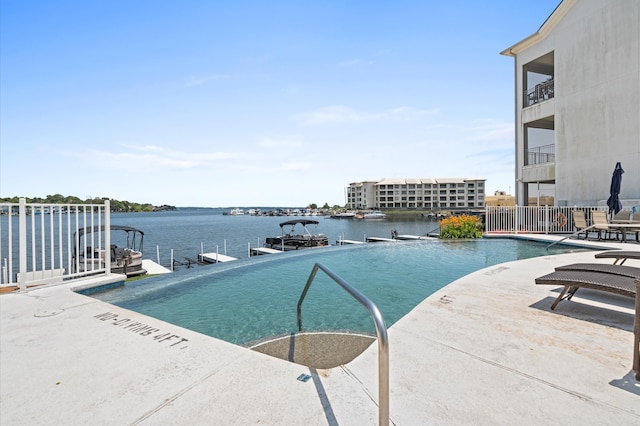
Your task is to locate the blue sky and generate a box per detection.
[1,0,560,207]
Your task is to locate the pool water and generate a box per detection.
[90,239,587,345]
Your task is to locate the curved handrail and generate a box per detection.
[545,224,597,250]
[297,262,389,426]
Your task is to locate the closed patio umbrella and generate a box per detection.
[606,162,624,218]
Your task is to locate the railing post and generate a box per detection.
[514,205,519,234]
[544,205,548,235]
[6,204,14,284]
[104,200,111,275]
[484,206,488,233]
[18,198,27,292]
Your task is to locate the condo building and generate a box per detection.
[346,178,486,210]
[501,0,639,207]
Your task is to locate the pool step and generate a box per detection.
[248,332,375,369]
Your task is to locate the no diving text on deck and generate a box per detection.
[94,312,189,348]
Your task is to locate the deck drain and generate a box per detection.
[34,309,65,318]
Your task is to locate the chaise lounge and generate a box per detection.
[535,269,637,310]
[594,250,640,265]
[536,251,640,309]
[555,262,640,278]
[535,261,640,380]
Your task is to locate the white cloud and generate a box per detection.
[257,136,303,148]
[66,145,246,170]
[463,120,514,143]
[296,105,438,125]
[280,161,312,171]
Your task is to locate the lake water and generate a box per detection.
[107,208,445,268]
[0,207,437,273]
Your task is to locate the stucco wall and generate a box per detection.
[513,0,639,206]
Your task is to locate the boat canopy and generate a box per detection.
[76,225,144,238]
[279,219,319,227]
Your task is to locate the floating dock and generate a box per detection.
[250,247,284,256]
[336,239,365,245]
[141,259,172,274]
[198,253,238,263]
[394,234,433,240]
[365,237,398,243]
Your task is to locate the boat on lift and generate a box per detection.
[72,225,146,277]
[264,219,329,250]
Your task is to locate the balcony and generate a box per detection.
[524,79,554,107]
[527,143,555,165]
[523,143,556,183]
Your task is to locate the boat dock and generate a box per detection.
[336,239,365,245]
[365,236,398,243]
[250,247,284,256]
[141,259,172,274]
[394,234,433,240]
[198,253,239,263]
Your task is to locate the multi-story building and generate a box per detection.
[501,0,639,207]
[346,178,485,210]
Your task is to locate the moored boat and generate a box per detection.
[72,225,146,277]
[363,210,386,219]
[228,208,245,215]
[264,219,329,250]
[329,211,356,219]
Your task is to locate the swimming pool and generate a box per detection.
[89,239,587,346]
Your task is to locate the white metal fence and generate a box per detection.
[0,199,111,290]
[485,205,608,234]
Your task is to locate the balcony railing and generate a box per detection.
[524,79,554,107]
[527,143,555,165]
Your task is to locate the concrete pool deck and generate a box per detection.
[1,236,639,424]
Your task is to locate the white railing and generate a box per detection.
[0,199,111,290]
[485,205,607,234]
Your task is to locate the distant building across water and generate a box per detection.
[346,178,485,211]
[485,191,515,207]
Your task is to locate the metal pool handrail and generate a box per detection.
[297,262,389,426]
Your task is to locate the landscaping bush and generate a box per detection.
[439,215,483,239]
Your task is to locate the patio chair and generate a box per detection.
[571,210,590,239]
[535,269,636,310]
[591,210,621,240]
[611,210,640,242]
[613,210,632,221]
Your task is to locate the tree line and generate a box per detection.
[0,194,175,213]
